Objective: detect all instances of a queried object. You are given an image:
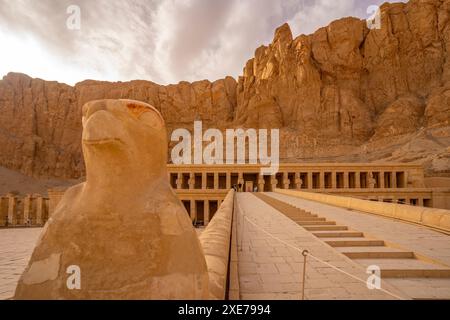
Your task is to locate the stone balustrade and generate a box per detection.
[0,194,49,227]
[199,189,235,300]
[276,189,450,233]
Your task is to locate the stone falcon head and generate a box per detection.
[81,99,168,184]
[14,99,209,300]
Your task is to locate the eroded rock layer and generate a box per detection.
[0,0,449,179]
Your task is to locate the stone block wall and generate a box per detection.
[199,190,235,300]
[276,189,450,233]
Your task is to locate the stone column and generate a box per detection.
[7,195,16,226]
[226,172,231,189]
[271,176,277,191]
[331,172,337,189]
[23,194,32,226]
[36,196,44,225]
[214,173,219,190]
[190,200,197,222]
[369,172,376,189]
[307,172,313,189]
[355,172,361,189]
[238,172,244,184]
[283,172,290,189]
[319,172,325,189]
[258,174,265,192]
[344,172,349,189]
[294,173,302,190]
[402,172,408,189]
[176,173,183,189]
[202,172,207,190]
[418,198,424,207]
[238,172,244,192]
[392,172,397,189]
[0,197,5,225]
[204,200,210,226]
[380,171,385,189]
[188,173,195,190]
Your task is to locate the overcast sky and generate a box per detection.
[0,0,406,85]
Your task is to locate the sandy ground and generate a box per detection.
[0,166,79,196]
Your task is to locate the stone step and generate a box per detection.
[283,213,318,218]
[343,251,414,259]
[304,225,348,231]
[337,246,415,259]
[353,259,450,278]
[296,221,337,226]
[325,238,385,247]
[382,269,450,278]
[292,217,326,222]
[313,231,364,238]
[386,278,450,299]
[258,193,450,298]
[288,207,312,215]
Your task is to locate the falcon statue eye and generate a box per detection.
[139,110,163,129]
[126,103,150,118]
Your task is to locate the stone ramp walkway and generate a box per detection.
[266,192,450,299]
[234,193,404,300]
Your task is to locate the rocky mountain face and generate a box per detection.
[0,0,449,179]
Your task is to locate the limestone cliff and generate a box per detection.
[0,74,237,178]
[0,0,449,179]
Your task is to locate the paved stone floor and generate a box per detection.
[235,193,404,300]
[0,228,41,300]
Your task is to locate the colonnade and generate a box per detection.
[0,194,49,226]
[169,169,409,192]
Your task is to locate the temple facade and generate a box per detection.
[1,163,449,228]
[168,163,450,226]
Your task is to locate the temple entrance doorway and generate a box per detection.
[243,173,258,192]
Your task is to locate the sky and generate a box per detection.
[0,0,406,86]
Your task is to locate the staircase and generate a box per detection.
[254,193,450,299]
